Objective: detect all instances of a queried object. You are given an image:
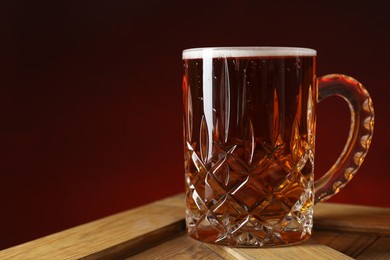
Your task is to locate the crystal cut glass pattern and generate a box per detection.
[185,140,314,246]
[183,56,316,247]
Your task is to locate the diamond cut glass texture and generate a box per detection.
[183,56,316,246]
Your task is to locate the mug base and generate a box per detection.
[186,230,311,248]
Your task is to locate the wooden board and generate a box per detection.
[0,193,389,259]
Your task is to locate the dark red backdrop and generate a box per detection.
[0,0,389,250]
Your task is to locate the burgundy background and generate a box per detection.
[0,0,389,250]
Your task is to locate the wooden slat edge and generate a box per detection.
[314,203,390,235]
[85,220,185,259]
[0,194,185,259]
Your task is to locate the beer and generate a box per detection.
[183,49,316,246]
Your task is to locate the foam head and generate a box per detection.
[182,47,317,59]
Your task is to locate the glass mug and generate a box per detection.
[182,47,374,247]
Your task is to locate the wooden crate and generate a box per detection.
[1,193,389,259]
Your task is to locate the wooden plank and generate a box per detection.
[0,194,185,259]
[357,236,390,259]
[131,233,225,260]
[311,230,379,258]
[132,235,351,260]
[314,203,390,235]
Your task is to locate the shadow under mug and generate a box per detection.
[182,47,374,247]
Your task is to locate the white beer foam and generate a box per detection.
[182,47,316,59]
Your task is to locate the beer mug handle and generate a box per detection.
[314,74,374,204]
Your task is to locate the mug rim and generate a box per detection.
[182,46,317,59]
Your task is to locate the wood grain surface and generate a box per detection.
[0,193,389,259]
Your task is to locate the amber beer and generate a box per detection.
[182,47,373,247]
